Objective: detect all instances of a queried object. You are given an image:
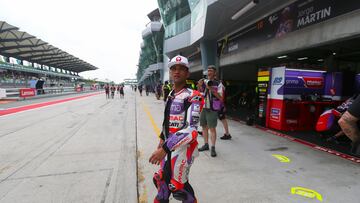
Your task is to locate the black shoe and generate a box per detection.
[350,142,360,156]
[326,136,340,144]
[198,131,202,135]
[220,134,232,140]
[198,143,209,151]
[211,146,217,157]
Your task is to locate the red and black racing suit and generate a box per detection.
[153,88,203,203]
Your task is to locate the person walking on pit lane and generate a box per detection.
[116,85,120,95]
[119,84,124,99]
[138,84,143,96]
[110,84,116,99]
[146,84,151,96]
[339,94,360,156]
[218,80,232,140]
[155,81,162,100]
[198,65,224,157]
[149,55,203,203]
[104,84,110,99]
[162,80,172,103]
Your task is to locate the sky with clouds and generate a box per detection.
[0,0,159,83]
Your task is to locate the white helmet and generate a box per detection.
[168,55,189,69]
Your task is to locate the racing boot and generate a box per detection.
[169,179,197,203]
[153,171,170,203]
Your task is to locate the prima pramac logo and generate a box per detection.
[302,77,324,88]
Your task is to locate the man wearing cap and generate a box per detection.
[149,55,203,203]
[198,65,224,157]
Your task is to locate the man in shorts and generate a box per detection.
[218,80,232,140]
[198,65,223,157]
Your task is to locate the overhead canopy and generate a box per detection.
[0,21,97,73]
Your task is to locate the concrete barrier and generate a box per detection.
[0,87,101,101]
[0,88,6,99]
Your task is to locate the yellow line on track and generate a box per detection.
[142,102,161,137]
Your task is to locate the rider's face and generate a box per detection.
[170,65,189,84]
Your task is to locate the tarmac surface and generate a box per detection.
[0,88,359,203]
[0,90,137,203]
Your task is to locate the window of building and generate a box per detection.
[158,0,191,39]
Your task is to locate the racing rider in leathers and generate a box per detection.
[149,55,204,203]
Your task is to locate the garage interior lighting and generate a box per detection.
[333,52,336,55]
[277,55,288,59]
[297,57,308,61]
[317,59,324,62]
[231,0,259,20]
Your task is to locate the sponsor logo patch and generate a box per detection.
[273,77,283,85]
[270,108,280,121]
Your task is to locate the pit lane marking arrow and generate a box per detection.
[291,187,323,202]
[271,154,291,163]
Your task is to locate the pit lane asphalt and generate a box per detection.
[0,89,359,203]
